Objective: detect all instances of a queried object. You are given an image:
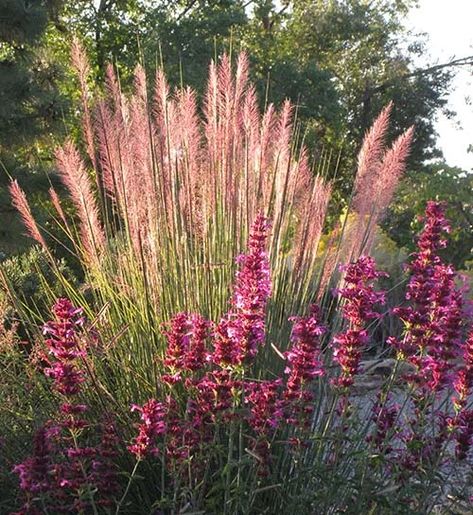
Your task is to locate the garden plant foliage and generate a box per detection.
[1,44,472,514]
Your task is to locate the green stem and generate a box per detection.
[115,460,140,514]
[71,431,99,515]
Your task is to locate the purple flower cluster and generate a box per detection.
[245,379,284,435]
[13,427,51,497]
[332,256,387,387]
[13,299,119,512]
[389,201,464,391]
[449,330,473,459]
[128,398,167,459]
[452,409,473,460]
[214,214,271,366]
[43,298,86,395]
[453,329,473,411]
[245,379,284,474]
[284,306,326,422]
[162,312,211,377]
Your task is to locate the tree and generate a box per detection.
[238,0,464,195]
[44,0,468,181]
[382,163,473,269]
[0,0,67,254]
[0,0,66,159]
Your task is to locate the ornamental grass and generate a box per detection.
[1,42,472,514]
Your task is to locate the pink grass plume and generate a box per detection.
[9,180,48,251]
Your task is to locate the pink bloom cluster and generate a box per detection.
[162,312,211,380]
[43,298,85,395]
[13,427,51,497]
[284,306,326,423]
[449,330,473,460]
[332,256,387,387]
[129,217,273,470]
[129,371,236,471]
[13,299,119,513]
[245,380,284,434]
[128,398,167,459]
[245,379,284,474]
[130,216,325,473]
[452,409,473,460]
[213,214,271,366]
[453,329,473,411]
[390,201,464,391]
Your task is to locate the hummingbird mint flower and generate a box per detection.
[332,256,387,387]
[214,214,271,366]
[390,202,465,391]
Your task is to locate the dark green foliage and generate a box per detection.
[0,246,76,317]
[0,0,66,148]
[0,0,48,44]
[382,164,473,269]
[0,0,67,257]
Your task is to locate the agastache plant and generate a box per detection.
[162,312,212,383]
[332,256,387,387]
[389,201,465,391]
[13,300,119,513]
[284,306,327,425]
[213,214,271,366]
[9,204,473,513]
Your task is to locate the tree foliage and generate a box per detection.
[0,0,65,154]
[383,163,473,269]
[1,0,471,266]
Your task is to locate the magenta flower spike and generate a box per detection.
[128,399,167,459]
[332,256,387,387]
[390,202,464,391]
[213,214,271,366]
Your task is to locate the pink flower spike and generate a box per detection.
[128,399,167,459]
[332,256,387,387]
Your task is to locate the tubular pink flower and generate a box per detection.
[163,313,211,372]
[332,256,387,387]
[245,380,284,435]
[43,298,85,362]
[128,399,167,459]
[91,419,121,506]
[14,301,121,513]
[453,409,473,460]
[13,427,52,495]
[213,214,271,366]
[285,306,326,394]
[42,299,86,397]
[44,362,84,396]
[284,305,326,425]
[390,202,464,391]
[453,330,473,410]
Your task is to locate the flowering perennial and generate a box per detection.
[453,329,473,411]
[128,399,167,459]
[13,300,119,513]
[284,305,326,423]
[11,205,473,513]
[163,312,211,373]
[213,214,271,366]
[390,201,464,391]
[332,256,387,387]
[43,298,86,395]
